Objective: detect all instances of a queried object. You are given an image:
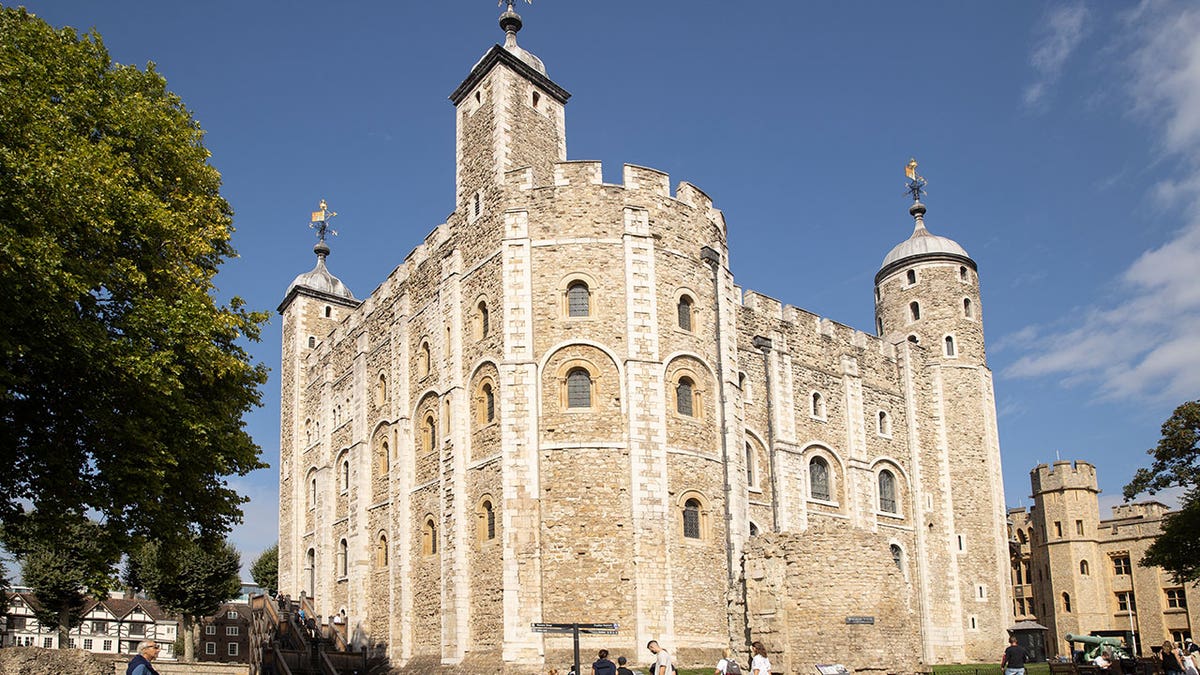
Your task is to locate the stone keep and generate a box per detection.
[277,10,1010,673]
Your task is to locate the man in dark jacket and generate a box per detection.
[126,640,162,675]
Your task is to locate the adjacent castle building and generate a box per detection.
[277,7,1010,672]
[1009,460,1197,657]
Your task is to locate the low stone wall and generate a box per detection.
[110,660,250,675]
[0,647,111,675]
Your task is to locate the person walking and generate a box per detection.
[594,649,617,675]
[616,656,635,675]
[716,647,743,674]
[1001,636,1028,675]
[647,640,672,675]
[1163,641,1186,675]
[750,641,771,675]
[126,640,162,675]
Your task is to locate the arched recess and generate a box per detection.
[539,343,624,445]
[370,423,392,499]
[801,444,846,509]
[469,361,502,461]
[743,430,770,498]
[413,392,441,485]
[870,458,911,520]
[675,490,714,542]
[663,353,717,454]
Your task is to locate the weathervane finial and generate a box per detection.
[309,199,338,246]
[904,158,927,203]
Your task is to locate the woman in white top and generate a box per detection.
[751,641,771,675]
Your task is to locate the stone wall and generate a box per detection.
[744,526,922,674]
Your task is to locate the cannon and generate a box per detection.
[1065,634,1131,661]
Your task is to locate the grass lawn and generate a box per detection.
[932,664,1051,675]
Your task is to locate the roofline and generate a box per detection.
[875,252,977,286]
[449,45,571,106]
[278,286,363,315]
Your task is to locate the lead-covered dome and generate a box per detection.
[880,202,971,271]
[287,242,356,301]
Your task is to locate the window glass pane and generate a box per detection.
[676,379,694,416]
[683,499,701,539]
[567,283,589,317]
[810,458,830,501]
[567,369,591,408]
[879,470,897,513]
[677,298,692,330]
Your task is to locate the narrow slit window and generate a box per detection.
[906,269,916,285]
[944,335,956,356]
[910,301,921,321]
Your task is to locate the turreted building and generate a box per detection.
[277,7,1010,673]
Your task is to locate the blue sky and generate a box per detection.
[16,1,1200,574]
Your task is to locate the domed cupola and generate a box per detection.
[287,240,356,302]
[282,200,357,308]
[877,201,973,279]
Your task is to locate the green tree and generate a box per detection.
[1123,400,1200,583]
[127,538,241,661]
[250,543,279,597]
[0,9,268,558]
[5,512,120,645]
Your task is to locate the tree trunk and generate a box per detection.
[57,609,69,649]
[183,616,196,661]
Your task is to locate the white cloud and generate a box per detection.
[1003,1,1200,402]
[1023,3,1089,107]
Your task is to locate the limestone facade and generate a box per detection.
[1010,460,1198,657]
[277,13,1010,673]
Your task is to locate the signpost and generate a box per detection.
[532,622,620,675]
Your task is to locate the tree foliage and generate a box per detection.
[0,8,268,553]
[1123,400,1200,583]
[5,512,120,642]
[250,543,278,597]
[127,537,241,661]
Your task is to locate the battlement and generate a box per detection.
[740,290,895,360]
[1108,501,1171,521]
[509,160,724,229]
[1031,460,1099,494]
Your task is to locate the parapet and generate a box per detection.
[1109,501,1171,521]
[739,291,895,360]
[1031,460,1099,495]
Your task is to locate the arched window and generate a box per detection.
[877,410,891,436]
[811,392,826,419]
[308,472,318,510]
[376,440,390,475]
[304,549,316,598]
[890,544,903,570]
[423,415,437,453]
[963,297,973,318]
[944,335,956,357]
[376,373,387,406]
[472,191,482,218]
[341,458,350,492]
[1062,592,1071,613]
[878,470,897,514]
[377,534,388,567]
[324,305,332,318]
[338,539,348,577]
[484,500,496,540]
[478,301,490,337]
[809,457,830,501]
[675,377,695,416]
[567,281,590,317]
[566,368,592,408]
[308,336,316,348]
[677,295,694,331]
[418,341,431,378]
[483,383,495,423]
[423,517,438,555]
[906,269,917,285]
[305,418,313,445]
[907,334,919,344]
[682,498,702,539]
[1080,560,1090,576]
[909,301,921,321]
[960,266,969,282]
[745,443,756,487]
